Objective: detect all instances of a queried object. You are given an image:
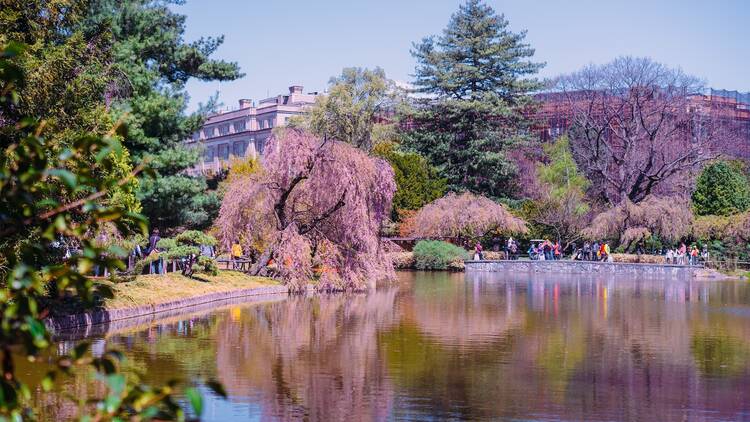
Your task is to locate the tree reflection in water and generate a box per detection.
[31,272,750,421]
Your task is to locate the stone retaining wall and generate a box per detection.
[46,284,289,335]
[464,260,699,278]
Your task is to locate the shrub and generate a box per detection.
[412,240,468,270]
[610,253,666,264]
[390,252,415,269]
[196,255,219,276]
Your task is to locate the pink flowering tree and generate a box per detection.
[584,196,693,249]
[408,192,528,241]
[215,129,396,291]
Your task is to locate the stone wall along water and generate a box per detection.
[464,260,698,278]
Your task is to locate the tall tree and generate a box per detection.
[556,57,736,204]
[85,0,243,230]
[293,67,396,151]
[0,38,223,420]
[401,0,544,198]
[526,137,590,247]
[692,160,750,216]
[215,129,396,292]
[0,0,141,215]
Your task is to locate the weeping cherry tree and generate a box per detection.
[215,129,396,291]
[408,192,527,241]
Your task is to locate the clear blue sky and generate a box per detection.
[177,0,750,112]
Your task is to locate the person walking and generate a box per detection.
[542,240,552,261]
[553,241,561,260]
[678,242,687,265]
[690,245,699,265]
[583,241,591,261]
[231,239,243,270]
[701,244,709,265]
[592,241,600,261]
[604,242,611,262]
[146,229,163,274]
[599,242,607,262]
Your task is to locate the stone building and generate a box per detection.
[533,89,750,159]
[185,85,319,175]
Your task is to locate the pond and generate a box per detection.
[27,272,750,421]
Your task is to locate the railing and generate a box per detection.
[703,259,750,272]
[216,258,253,272]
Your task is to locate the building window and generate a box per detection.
[259,119,265,129]
[204,146,214,162]
[218,144,230,160]
[256,139,265,156]
[203,127,214,139]
[233,120,246,132]
[268,118,273,128]
[219,124,230,136]
[233,141,246,157]
[192,132,200,141]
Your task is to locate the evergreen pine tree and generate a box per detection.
[402,0,543,199]
[692,160,750,216]
[85,0,244,230]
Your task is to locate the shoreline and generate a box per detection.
[45,272,289,335]
[49,289,288,341]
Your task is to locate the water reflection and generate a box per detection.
[30,272,750,421]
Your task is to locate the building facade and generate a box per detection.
[185,85,319,175]
[533,89,750,159]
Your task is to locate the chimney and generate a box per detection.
[289,85,303,94]
[238,99,253,109]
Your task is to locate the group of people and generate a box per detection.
[664,243,707,265]
[576,241,612,262]
[473,237,521,260]
[528,240,564,261]
[130,229,220,275]
[467,237,711,266]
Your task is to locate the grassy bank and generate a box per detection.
[98,271,279,310]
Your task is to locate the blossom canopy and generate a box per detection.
[408,192,527,239]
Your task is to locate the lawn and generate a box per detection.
[99,271,280,310]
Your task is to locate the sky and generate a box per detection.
[177,0,750,113]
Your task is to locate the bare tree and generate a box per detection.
[555,57,735,204]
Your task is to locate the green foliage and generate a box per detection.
[156,237,177,251]
[84,0,243,230]
[692,160,750,216]
[526,137,590,245]
[176,230,218,247]
[139,175,221,230]
[401,0,544,198]
[412,240,468,270]
[373,142,446,219]
[0,42,219,419]
[295,67,395,151]
[196,255,219,276]
[0,1,141,215]
[538,137,590,200]
[136,231,218,275]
